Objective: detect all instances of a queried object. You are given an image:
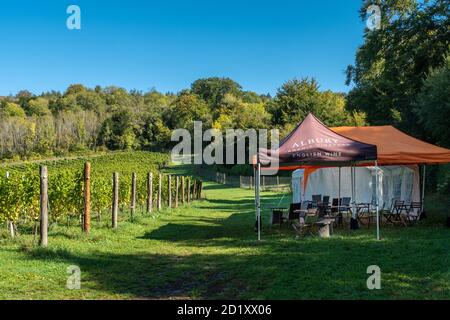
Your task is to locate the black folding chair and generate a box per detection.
[403,202,422,225]
[339,197,352,219]
[287,203,302,221]
[385,199,406,226]
[330,198,343,225]
[312,194,322,208]
[270,209,284,226]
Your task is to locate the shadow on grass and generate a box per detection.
[20,227,450,299]
[15,187,450,299]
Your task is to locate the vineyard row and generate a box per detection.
[0,162,203,244]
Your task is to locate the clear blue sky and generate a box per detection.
[0,0,365,96]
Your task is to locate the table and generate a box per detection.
[315,219,334,238]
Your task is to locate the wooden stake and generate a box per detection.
[181,176,185,205]
[131,172,136,220]
[175,176,179,208]
[193,180,197,200]
[112,172,118,228]
[147,172,153,213]
[199,180,203,199]
[168,175,172,208]
[157,173,162,210]
[84,162,91,234]
[187,178,191,204]
[40,166,48,247]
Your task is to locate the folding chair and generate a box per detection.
[402,202,422,226]
[292,211,313,238]
[287,203,302,222]
[312,194,322,208]
[339,197,352,220]
[384,199,406,226]
[330,198,343,225]
[270,209,284,227]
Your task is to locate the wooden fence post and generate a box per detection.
[39,166,48,247]
[84,162,91,234]
[199,180,203,199]
[175,176,179,208]
[187,178,191,204]
[193,180,197,200]
[147,172,153,213]
[112,172,119,228]
[130,172,136,220]
[181,176,185,205]
[168,175,172,208]
[157,173,162,210]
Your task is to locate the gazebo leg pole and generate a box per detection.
[421,165,426,213]
[257,162,261,241]
[338,167,341,224]
[350,165,359,230]
[375,161,380,241]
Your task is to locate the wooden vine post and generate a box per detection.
[199,180,203,199]
[147,172,153,213]
[84,162,91,234]
[175,176,179,208]
[112,172,119,228]
[131,172,136,220]
[157,173,162,210]
[39,166,48,247]
[187,178,191,204]
[181,176,185,205]
[193,180,197,200]
[168,175,172,208]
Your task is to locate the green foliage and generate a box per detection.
[0,102,26,117]
[166,92,212,130]
[191,77,242,110]
[267,78,357,137]
[414,52,450,148]
[27,98,51,116]
[346,0,449,136]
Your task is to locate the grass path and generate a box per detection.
[0,181,449,299]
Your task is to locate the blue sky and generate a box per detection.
[0,0,365,96]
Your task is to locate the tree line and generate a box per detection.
[0,78,363,161]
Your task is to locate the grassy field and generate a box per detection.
[0,167,449,299]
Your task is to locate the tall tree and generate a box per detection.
[191,77,242,113]
[267,78,359,137]
[346,0,449,136]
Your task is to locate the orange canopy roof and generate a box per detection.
[331,125,450,165]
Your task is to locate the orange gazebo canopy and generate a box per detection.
[331,125,450,165]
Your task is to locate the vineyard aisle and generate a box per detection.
[1,179,449,299]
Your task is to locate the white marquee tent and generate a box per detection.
[292,165,421,210]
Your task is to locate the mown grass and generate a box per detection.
[0,178,449,299]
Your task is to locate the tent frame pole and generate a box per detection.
[338,167,341,218]
[375,160,380,240]
[256,162,261,241]
[421,165,426,213]
[351,165,356,219]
